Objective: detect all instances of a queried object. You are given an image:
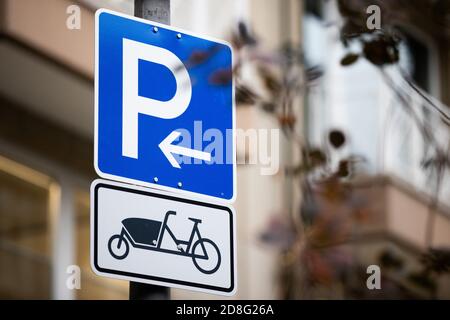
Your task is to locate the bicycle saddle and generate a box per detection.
[188,217,202,224]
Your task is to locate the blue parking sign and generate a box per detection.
[95,10,235,202]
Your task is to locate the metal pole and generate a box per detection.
[135,0,170,24]
[130,0,171,300]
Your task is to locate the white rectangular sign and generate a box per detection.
[90,179,236,295]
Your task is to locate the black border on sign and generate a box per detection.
[93,182,235,293]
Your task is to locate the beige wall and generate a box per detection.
[3,0,94,78]
[386,182,450,249]
[386,186,430,249]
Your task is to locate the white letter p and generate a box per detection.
[122,38,192,159]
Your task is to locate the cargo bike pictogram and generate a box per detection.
[108,211,221,274]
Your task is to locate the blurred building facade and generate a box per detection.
[0,0,300,299]
[0,0,449,300]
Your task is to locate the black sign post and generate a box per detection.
[130,0,171,300]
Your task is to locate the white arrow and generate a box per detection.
[159,131,211,169]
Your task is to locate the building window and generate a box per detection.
[0,155,53,299]
[399,30,432,94]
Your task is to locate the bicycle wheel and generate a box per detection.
[191,238,221,274]
[108,233,130,260]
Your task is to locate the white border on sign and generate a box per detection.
[94,9,237,203]
[90,178,238,296]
